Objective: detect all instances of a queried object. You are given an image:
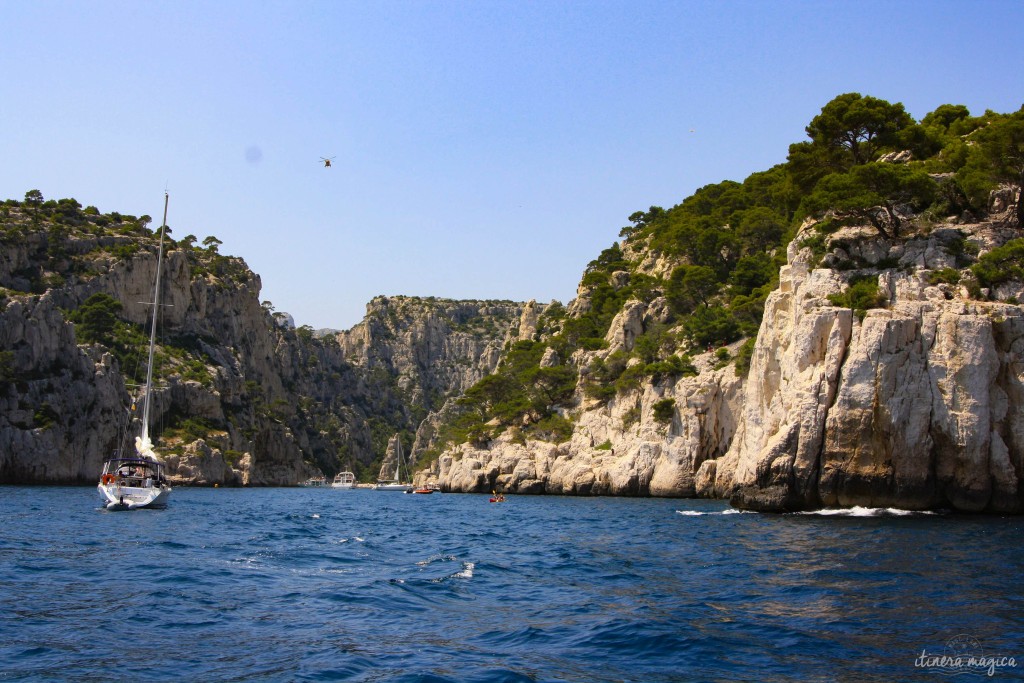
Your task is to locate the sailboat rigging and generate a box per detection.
[97,193,173,510]
[374,434,413,492]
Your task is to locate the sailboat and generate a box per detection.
[374,434,413,492]
[97,193,173,511]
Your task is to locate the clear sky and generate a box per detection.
[2,0,1022,330]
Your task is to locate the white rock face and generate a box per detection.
[420,362,743,497]
[711,223,1024,513]
[0,231,319,486]
[421,217,1024,513]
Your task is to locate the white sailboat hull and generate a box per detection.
[374,483,413,492]
[98,482,171,510]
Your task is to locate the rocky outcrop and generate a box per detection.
[416,206,1024,513]
[336,295,536,411]
[701,219,1024,513]
[0,212,361,485]
[4,193,1022,512]
[0,293,125,482]
[0,212,535,485]
[418,363,742,496]
[414,285,744,496]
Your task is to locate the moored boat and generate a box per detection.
[331,471,356,489]
[374,434,413,492]
[97,193,173,511]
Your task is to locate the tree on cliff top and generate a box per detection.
[799,162,936,238]
[805,93,914,168]
[959,108,1024,224]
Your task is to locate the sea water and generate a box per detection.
[0,487,1021,682]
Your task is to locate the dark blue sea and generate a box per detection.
[1,487,1022,682]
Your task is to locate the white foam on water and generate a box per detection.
[455,562,475,579]
[311,513,320,519]
[677,506,936,517]
[676,509,756,516]
[798,506,936,517]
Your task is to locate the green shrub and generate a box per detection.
[734,337,757,377]
[927,268,961,285]
[681,306,742,349]
[828,276,887,320]
[533,413,574,442]
[68,293,123,345]
[621,406,641,429]
[971,239,1024,288]
[584,382,616,403]
[652,398,676,424]
[33,402,59,430]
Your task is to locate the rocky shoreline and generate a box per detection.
[414,214,1024,514]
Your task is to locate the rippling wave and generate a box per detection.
[0,487,1021,681]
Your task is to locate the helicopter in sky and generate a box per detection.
[319,156,336,168]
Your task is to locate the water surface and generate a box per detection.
[1,487,1021,681]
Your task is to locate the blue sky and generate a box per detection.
[2,0,1022,330]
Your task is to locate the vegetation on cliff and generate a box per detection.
[0,196,386,482]
[426,94,1023,459]
[1,93,1020,486]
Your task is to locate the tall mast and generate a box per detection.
[140,192,169,446]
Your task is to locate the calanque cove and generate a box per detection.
[2,94,1023,514]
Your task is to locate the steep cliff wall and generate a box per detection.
[413,291,744,496]
[0,207,532,485]
[4,181,1021,509]
[699,215,1024,513]
[336,295,532,412]
[413,199,1023,512]
[0,217,325,485]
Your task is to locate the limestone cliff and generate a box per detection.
[413,289,745,497]
[700,213,1024,513]
[336,295,532,412]
[413,195,1023,513]
[0,210,333,485]
[0,203,532,485]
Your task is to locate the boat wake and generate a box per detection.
[677,506,938,517]
[795,506,937,517]
[676,509,754,516]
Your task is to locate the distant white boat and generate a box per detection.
[375,434,413,492]
[300,476,327,487]
[97,193,173,511]
[331,471,356,489]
